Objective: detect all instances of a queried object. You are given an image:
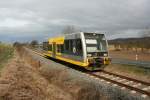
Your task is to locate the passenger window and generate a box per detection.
[76,39,83,56]
[48,44,52,51]
[65,40,69,51]
[64,39,83,56]
[43,42,49,50]
[61,44,64,53]
[57,45,61,53]
[69,40,73,52]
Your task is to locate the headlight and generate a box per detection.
[87,54,92,57]
[88,59,94,63]
[104,53,107,56]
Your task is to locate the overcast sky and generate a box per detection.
[0,0,150,42]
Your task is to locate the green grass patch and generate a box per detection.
[0,43,14,71]
[110,64,150,76]
[121,64,150,75]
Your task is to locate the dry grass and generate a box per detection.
[0,58,46,99]
[0,47,73,100]
[39,65,108,100]
[0,43,14,71]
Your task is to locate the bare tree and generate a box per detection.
[62,25,80,34]
[142,27,150,37]
[13,42,20,47]
[30,40,38,48]
[140,27,150,52]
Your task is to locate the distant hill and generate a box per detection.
[108,37,150,44]
[108,37,150,50]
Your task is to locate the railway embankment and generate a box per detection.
[0,46,148,100]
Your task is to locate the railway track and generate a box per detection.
[28,48,150,98]
[86,70,150,98]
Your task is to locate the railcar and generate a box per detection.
[43,32,111,70]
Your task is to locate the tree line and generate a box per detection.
[108,37,150,52]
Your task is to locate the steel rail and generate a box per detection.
[87,72,150,96]
[101,70,150,86]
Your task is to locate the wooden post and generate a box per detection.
[136,54,138,61]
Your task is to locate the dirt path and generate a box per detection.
[0,51,72,100]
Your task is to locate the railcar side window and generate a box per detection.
[43,42,49,50]
[64,39,83,56]
[76,39,83,56]
[61,44,64,53]
[69,40,73,52]
[64,40,71,53]
[48,44,52,51]
[57,44,61,53]
[65,40,69,50]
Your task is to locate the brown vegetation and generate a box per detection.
[0,43,13,71]
[0,45,143,100]
[0,47,73,100]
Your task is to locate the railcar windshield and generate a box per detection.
[84,33,107,53]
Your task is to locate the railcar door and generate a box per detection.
[52,42,56,58]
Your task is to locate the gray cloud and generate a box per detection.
[0,0,150,42]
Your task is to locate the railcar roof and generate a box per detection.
[48,32,105,40]
[83,32,105,35]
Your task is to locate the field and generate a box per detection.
[0,43,14,71]
[109,50,150,62]
[107,50,150,82]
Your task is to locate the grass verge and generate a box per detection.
[0,43,14,72]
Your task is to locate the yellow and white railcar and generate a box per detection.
[43,32,111,70]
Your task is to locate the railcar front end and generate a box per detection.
[83,33,111,70]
